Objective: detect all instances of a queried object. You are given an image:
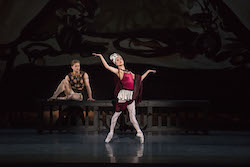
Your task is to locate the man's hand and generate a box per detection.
[87,97,95,101]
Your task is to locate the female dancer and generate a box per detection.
[92,53,156,143]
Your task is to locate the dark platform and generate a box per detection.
[0,129,250,167]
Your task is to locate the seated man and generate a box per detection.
[48,59,95,101]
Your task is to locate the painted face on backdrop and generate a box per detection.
[71,62,80,73]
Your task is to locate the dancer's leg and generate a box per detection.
[68,93,83,101]
[127,101,144,143]
[48,79,72,100]
[105,111,122,143]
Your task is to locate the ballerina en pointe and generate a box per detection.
[105,132,114,143]
[136,132,144,144]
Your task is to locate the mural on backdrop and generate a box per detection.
[0,0,250,80]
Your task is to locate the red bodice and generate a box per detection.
[120,72,134,90]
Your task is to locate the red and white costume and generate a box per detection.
[105,53,144,143]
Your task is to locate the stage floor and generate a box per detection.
[0,129,250,167]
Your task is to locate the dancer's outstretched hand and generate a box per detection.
[92,53,102,57]
[148,69,156,73]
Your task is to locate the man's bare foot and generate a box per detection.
[47,96,57,101]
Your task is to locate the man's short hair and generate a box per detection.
[71,59,80,66]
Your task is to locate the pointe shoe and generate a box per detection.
[105,132,114,143]
[136,132,144,143]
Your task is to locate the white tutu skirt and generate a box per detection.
[117,89,133,101]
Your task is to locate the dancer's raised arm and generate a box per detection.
[141,69,156,81]
[92,53,118,75]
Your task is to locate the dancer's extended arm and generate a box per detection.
[141,70,156,81]
[92,53,119,75]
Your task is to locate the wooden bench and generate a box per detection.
[37,99,211,133]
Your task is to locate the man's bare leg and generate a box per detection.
[48,79,72,101]
[69,93,83,101]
